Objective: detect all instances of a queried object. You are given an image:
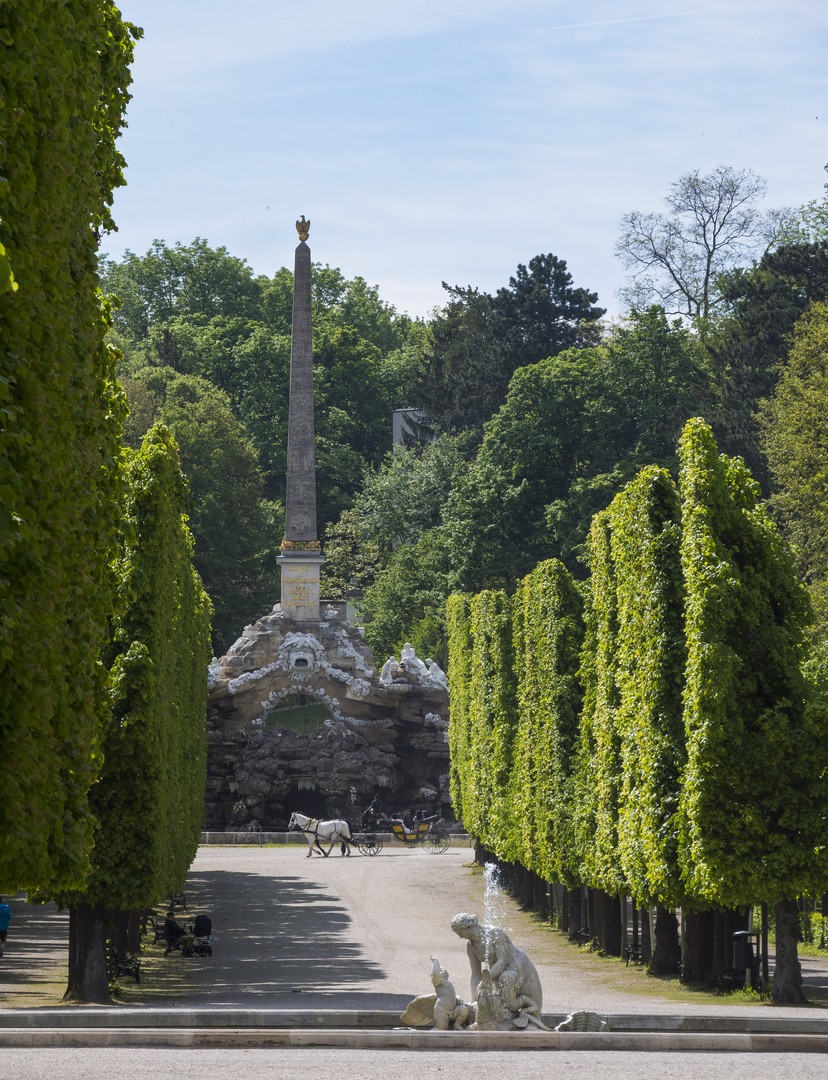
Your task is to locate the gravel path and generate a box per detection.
[2,844,828,1018]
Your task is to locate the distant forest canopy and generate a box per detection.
[101,165,828,659]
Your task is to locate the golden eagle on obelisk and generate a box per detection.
[295,216,310,242]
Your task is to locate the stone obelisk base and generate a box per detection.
[277,552,325,621]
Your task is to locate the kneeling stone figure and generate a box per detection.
[401,914,549,1032]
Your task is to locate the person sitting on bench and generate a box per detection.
[164,910,194,956]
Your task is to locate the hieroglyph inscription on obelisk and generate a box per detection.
[278,216,325,620]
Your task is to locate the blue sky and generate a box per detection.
[104,1,828,318]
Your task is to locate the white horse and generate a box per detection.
[288,812,354,857]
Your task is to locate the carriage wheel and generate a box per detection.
[422,828,450,854]
[357,833,383,856]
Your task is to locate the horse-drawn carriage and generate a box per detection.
[289,809,450,856]
[355,812,450,856]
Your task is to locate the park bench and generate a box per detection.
[107,948,140,984]
[624,943,643,965]
[148,916,167,944]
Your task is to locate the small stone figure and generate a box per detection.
[400,957,471,1030]
[400,642,428,679]
[424,658,449,691]
[379,656,399,685]
[431,956,470,1029]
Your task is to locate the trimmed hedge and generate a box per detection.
[577,510,623,895]
[609,466,685,907]
[462,590,517,858]
[512,559,583,886]
[80,427,212,908]
[0,1,140,891]
[677,418,827,906]
[448,419,828,913]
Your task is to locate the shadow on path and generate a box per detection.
[116,867,388,1007]
[0,896,68,1006]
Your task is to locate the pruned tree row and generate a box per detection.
[448,419,828,1004]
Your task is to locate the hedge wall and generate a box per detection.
[461,590,517,858]
[512,559,583,886]
[448,419,828,916]
[677,418,828,906]
[0,2,140,891]
[446,593,473,825]
[609,466,685,907]
[577,510,624,895]
[77,427,212,909]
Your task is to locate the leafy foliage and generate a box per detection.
[68,427,212,908]
[457,590,517,858]
[0,1,139,891]
[511,560,583,886]
[418,254,604,435]
[120,367,276,653]
[711,242,828,488]
[677,418,826,906]
[608,467,686,906]
[446,593,473,825]
[758,301,828,634]
[576,512,623,894]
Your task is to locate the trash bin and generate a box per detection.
[732,929,759,986]
[732,930,753,971]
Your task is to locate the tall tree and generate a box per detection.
[758,301,828,634]
[122,368,276,653]
[0,2,140,892]
[616,166,782,322]
[576,513,624,897]
[608,467,686,908]
[419,254,604,435]
[511,559,583,886]
[677,418,828,1003]
[58,427,212,1002]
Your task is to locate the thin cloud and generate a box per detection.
[536,9,732,33]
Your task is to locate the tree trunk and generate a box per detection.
[650,905,681,975]
[567,891,581,940]
[559,886,570,933]
[65,902,109,1003]
[681,908,715,984]
[599,891,622,956]
[620,896,628,956]
[520,867,534,910]
[631,904,639,950]
[761,903,769,983]
[537,876,549,921]
[109,908,142,956]
[772,898,807,1004]
[587,887,596,943]
[639,907,652,961]
[592,888,604,947]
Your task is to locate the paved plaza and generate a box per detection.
[2,844,828,1075]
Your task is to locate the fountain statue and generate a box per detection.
[400,957,471,1030]
[401,913,548,1032]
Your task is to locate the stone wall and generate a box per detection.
[205,606,451,830]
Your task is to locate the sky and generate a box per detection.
[103,0,828,319]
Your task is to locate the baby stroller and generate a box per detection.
[190,914,212,957]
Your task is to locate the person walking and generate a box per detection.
[0,897,10,958]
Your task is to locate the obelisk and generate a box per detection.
[277,216,324,620]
